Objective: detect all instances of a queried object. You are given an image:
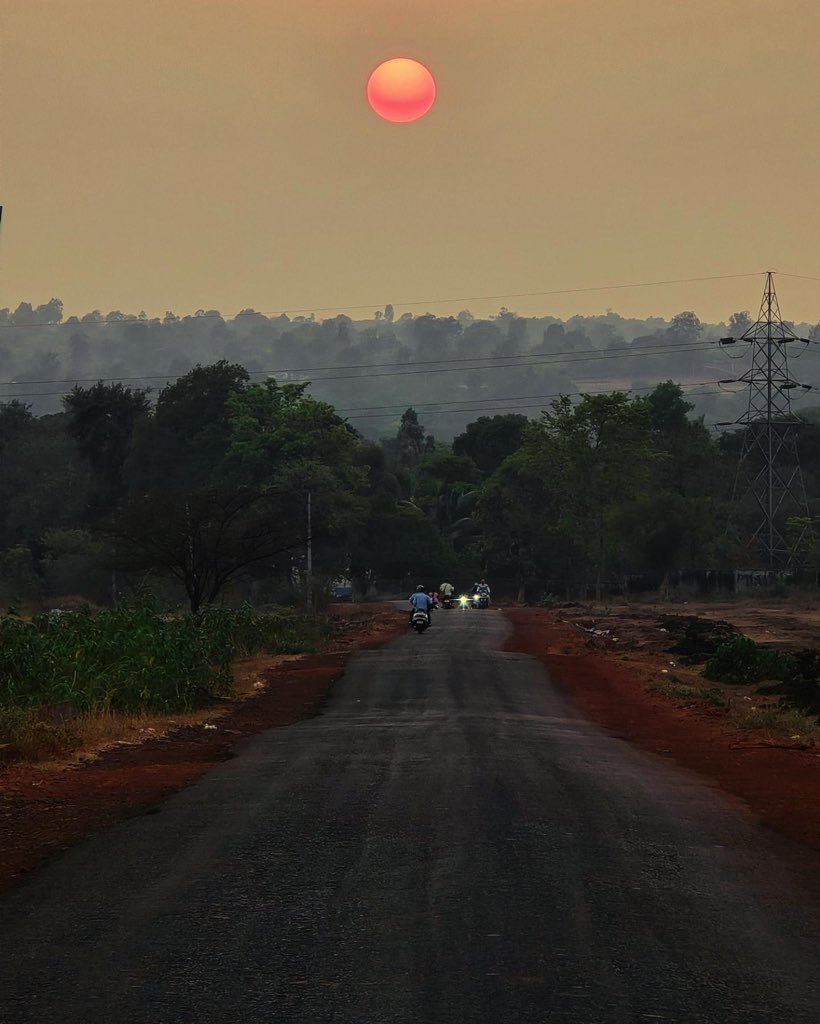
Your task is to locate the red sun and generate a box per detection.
[367,58,436,124]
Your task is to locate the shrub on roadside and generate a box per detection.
[0,705,79,761]
[703,635,795,685]
[758,649,820,716]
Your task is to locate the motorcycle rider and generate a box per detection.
[439,580,455,604]
[473,578,491,605]
[409,585,434,626]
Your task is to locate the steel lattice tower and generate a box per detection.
[719,272,813,568]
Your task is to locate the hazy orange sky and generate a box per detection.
[2,0,819,323]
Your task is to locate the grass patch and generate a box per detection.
[0,706,79,761]
[649,679,730,708]
[731,703,820,747]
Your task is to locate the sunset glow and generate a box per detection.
[366,58,436,124]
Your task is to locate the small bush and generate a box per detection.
[704,635,795,685]
[0,705,79,761]
[737,705,817,736]
[649,680,730,708]
[758,649,820,715]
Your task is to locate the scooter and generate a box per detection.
[411,609,430,633]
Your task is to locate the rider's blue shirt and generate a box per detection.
[409,592,433,611]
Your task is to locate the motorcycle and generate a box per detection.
[442,595,454,609]
[411,609,431,633]
[472,593,490,609]
[458,594,471,609]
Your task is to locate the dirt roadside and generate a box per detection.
[505,601,820,853]
[0,603,406,894]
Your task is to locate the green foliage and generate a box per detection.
[396,408,427,468]
[0,411,90,551]
[0,401,33,451]
[224,379,360,484]
[350,502,448,580]
[476,452,561,586]
[116,369,368,611]
[501,392,656,593]
[155,360,249,445]
[0,602,326,718]
[453,414,529,475]
[63,382,150,508]
[758,649,820,715]
[703,635,795,685]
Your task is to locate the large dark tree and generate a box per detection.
[453,414,529,475]
[63,382,150,511]
[125,362,250,493]
[110,487,306,614]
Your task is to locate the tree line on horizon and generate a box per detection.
[0,359,818,610]
[3,299,819,441]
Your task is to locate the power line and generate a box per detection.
[347,387,727,421]
[242,273,766,316]
[0,341,718,398]
[0,272,764,329]
[778,272,820,284]
[335,380,727,416]
[0,339,715,388]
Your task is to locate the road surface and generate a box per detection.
[3,609,820,1023]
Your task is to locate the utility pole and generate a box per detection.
[306,490,313,606]
[717,272,813,568]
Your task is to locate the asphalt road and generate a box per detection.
[3,608,820,1024]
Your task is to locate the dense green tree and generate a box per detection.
[667,311,702,343]
[125,362,250,493]
[644,381,723,498]
[155,359,249,454]
[116,370,368,609]
[476,452,565,600]
[524,393,655,597]
[395,408,426,469]
[453,414,529,475]
[0,413,89,552]
[63,382,150,510]
[414,451,480,536]
[224,379,360,484]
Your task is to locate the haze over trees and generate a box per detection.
[3,300,819,440]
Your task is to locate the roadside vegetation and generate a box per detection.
[647,630,820,747]
[0,602,330,761]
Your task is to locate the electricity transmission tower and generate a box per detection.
[718,272,813,568]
